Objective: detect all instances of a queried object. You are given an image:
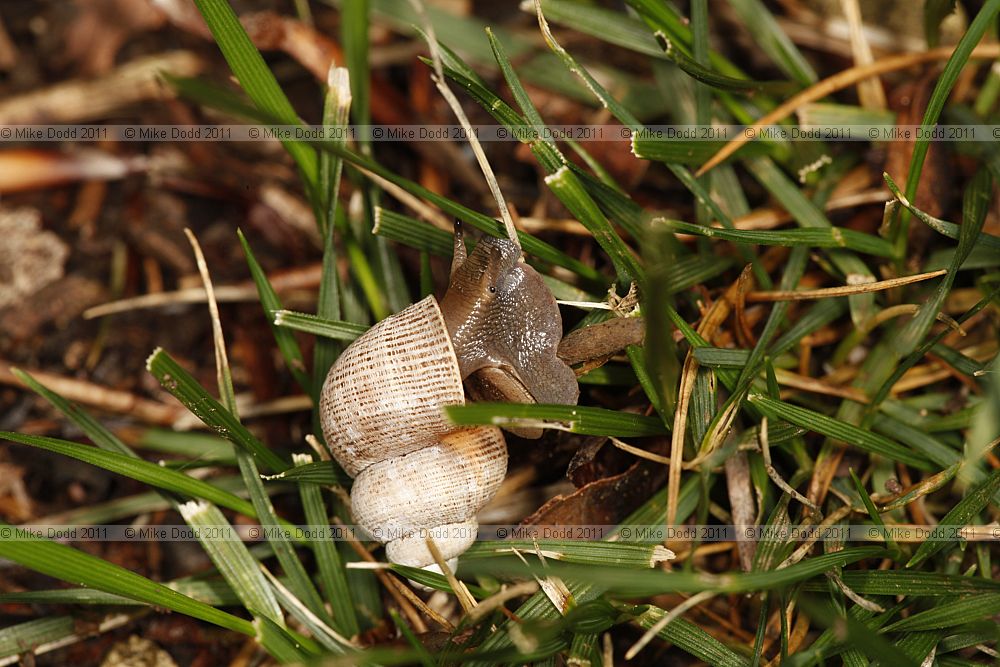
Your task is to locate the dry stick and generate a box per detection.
[696,44,1000,176]
[425,536,477,615]
[408,0,520,251]
[773,368,869,402]
[625,591,717,660]
[746,269,947,302]
[367,169,454,232]
[335,518,448,633]
[464,581,539,624]
[666,277,745,532]
[84,264,323,319]
[729,188,889,231]
[0,364,181,425]
[759,417,820,512]
[610,436,672,465]
[839,0,887,110]
[0,51,204,124]
[184,229,235,413]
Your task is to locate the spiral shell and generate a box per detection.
[320,295,507,568]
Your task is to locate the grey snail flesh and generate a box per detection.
[319,230,578,568]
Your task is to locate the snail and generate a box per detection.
[319,223,579,569]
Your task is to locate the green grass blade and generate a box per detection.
[801,570,1000,596]
[660,219,896,257]
[463,541,672,568]
[11,369,134,457]
[178,500,284,627]
[895,169,992,355]
[898,0,1000,253]
[726,0,817,84]
[145,348,287,472]
[746,156,875,324]
[236,448,330,624]
[632,134,771,165]
[190,0,317,196]
[626,604,750,666]
[464,546,885,595]
[884,174,1000,251]
[908,467,1000,568]
[545,166,643,283]
[849,469,901,559]
[266,460,351,486]
[273,310,367,341]
[293,454,359,637]
[886,593,1000,632]
[237,230,312,394]
[444,403,668,437]
[316,141,606,286]
[0,432,258,517]
[747,395,935,470]
[0,521,255,636]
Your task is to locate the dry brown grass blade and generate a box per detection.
[667,274,748,536]
[746,269,946,302]
[335,518,449,633]
[839,0,887,109]
[696,44,1000,176]
[426,535,477,615]
[0,51,203,124]
[0,363,182,425]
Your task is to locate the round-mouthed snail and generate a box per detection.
[319,224,579,569]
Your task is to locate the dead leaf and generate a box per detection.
[521,437,668,526]
[0,208,69,310]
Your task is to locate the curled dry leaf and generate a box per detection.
[0,207,69,310]
[521,437,669,527]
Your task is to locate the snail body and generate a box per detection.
[320,228,578,567]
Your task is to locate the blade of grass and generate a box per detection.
[273,311,367,341]
[896,0,1000,255]
[313,65,351,418]
[661,219,896,257]
[726,0,817,84]
[747,395,935,470]
[443,403,668,437]
[908,467,1000,568]
[237,230,312,395]
[893,169,993,355]
[462,546,886,596]
[293,453,359,638]
[0,432,257,517]
[145,348,287,473]
[190,0,318,197]
[885,174,1000,251]
[0,521,255,636]
[192,231,334,626]
[887,593,1000,632]
[177,500,284,627]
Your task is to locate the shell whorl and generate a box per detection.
[319,296,508,567]
[320,296,465,477]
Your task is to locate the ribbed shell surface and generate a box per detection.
[350,426,507,536]
[319,296,465,477]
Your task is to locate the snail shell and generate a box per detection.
[320,296,507,567]
[320,231,578,568]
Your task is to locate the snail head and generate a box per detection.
[439,221,579,413]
